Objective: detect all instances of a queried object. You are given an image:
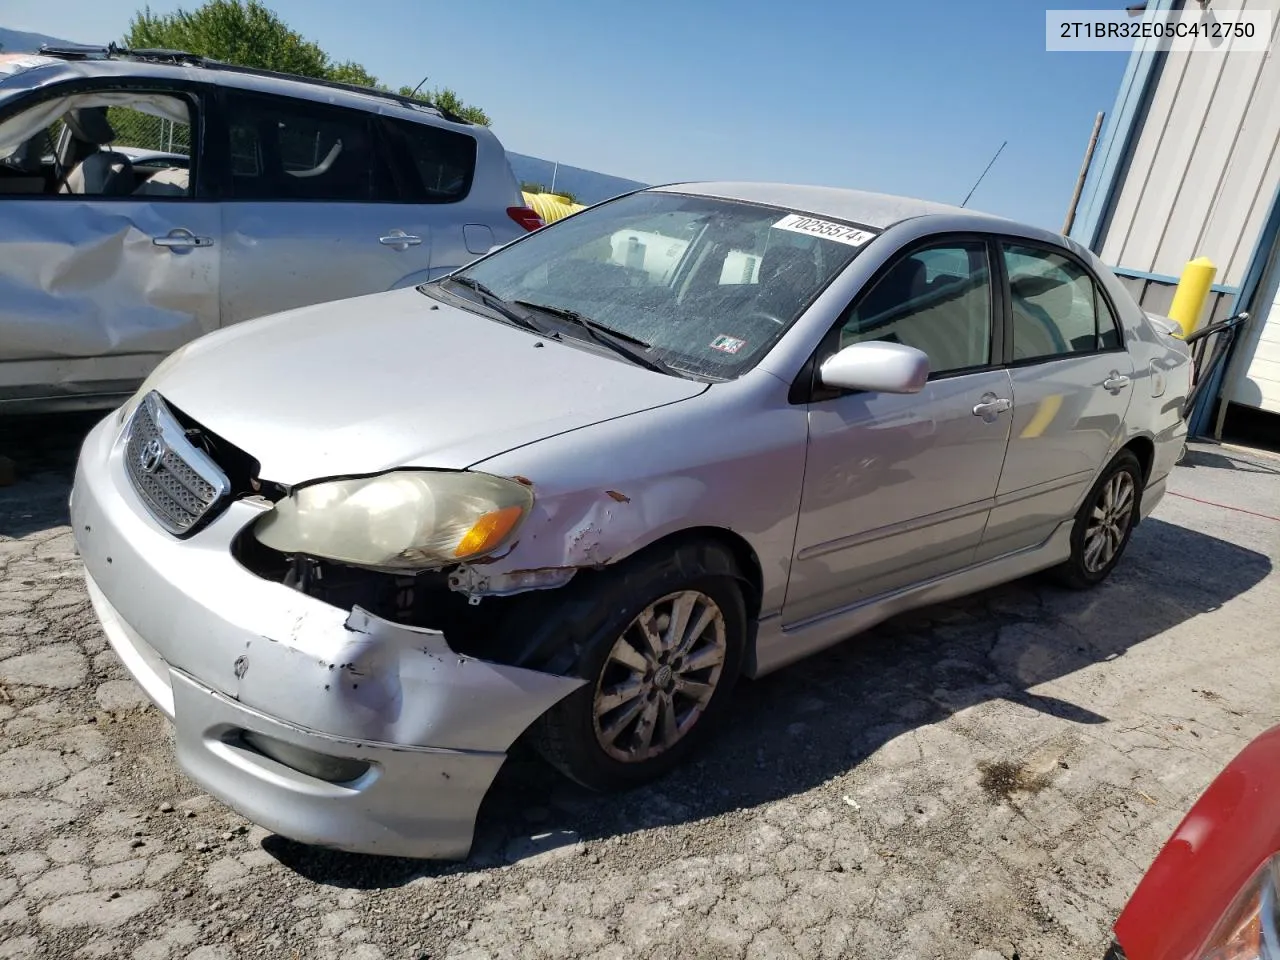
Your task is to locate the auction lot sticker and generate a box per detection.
[772,214,876,247]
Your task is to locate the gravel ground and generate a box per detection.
[1,414,1278,960]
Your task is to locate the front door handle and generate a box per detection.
[973,395,1012,420]
[1103,373,1131,393]
[379,231,424,251]
[153,227,213,250]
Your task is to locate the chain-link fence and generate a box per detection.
[105,107,190,155]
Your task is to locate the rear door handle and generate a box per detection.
[1103,373,1131,393]
[379,231,423,251]
[973,395,1012,420]
[153,228,213,250]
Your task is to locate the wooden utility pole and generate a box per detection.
[1063,112,1105,235]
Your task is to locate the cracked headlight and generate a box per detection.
[252,471,533,570]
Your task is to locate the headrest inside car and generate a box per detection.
[64,107,117,146]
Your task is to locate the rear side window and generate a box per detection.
[1002,244,1121,361]
[381,117,476,203]
[1098,291,1123,349]
[221,92,395,202]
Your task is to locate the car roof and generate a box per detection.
[653,180,1058,239]
[0,54,485,137]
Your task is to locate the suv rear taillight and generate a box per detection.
[507,206,545,232]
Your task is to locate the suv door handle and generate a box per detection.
[153,228,213,250]
[973,395,1012,419]
[379,231,423,251]
[1103,373,1131,393]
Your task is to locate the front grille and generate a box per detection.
[124,392,230,536]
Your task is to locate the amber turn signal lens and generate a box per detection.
[455,505,525,559]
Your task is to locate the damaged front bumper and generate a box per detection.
[70,414,583,859]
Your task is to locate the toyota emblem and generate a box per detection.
[138,438,166,474]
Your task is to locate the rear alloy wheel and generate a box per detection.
[1083,470,1137,574]
[527,542,746,791]
[1053,449,1143,589]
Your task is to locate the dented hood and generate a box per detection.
[150,287,708,484]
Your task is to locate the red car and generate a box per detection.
[1108,724,1280,960]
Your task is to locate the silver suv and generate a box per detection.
[0,47,541,412]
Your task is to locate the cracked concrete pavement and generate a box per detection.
[1,413,1278,959]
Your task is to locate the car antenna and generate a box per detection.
[407,74,430,99]
[960,140,1007,208]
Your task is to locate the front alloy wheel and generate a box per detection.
[593,590,727,763]
[526,541,746,791]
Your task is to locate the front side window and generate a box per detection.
[432,191,877,379]
[1002,243,1117,361]
[222,92,393,202]
[0,89,194,198]
[838,241,993,376]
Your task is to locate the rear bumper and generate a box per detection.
[1138,417,1186,521]
[1140,474,1168,521]
[72,412,582,859]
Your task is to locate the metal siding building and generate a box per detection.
[1069,0,1280,434]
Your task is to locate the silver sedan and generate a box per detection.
[70,182,1192,858]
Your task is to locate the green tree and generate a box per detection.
[396,85,490,126]
[328,61,380,88]
[125,1,331,77]
[124,1,490,123]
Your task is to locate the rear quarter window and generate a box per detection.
[382,116,476,203]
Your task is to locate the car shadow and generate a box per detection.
[0,411,103,539]
[1179,444,1280,475]
[262,513,1272,888]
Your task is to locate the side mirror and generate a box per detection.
[818,341,929,394]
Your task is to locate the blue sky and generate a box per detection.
[2,0,1135,229]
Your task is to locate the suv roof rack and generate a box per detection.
[35,42,471,125]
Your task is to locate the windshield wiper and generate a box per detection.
[443,277,551,335]
[512,300,676,375]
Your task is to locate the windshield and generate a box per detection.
[437,191,878,379]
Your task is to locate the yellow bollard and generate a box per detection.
[1166,257,1217,339]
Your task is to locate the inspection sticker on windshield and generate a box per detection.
[772,214,875,247]
[710,335,747,355]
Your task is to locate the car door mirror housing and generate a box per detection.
[818,341,930,394]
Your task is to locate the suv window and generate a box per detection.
[382,116,476,203]
[1002,243,1120,360]
[222,92,394,202]
[0,90,195,198]
[838,241,993,376]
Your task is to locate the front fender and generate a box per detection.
[464,381,809,617]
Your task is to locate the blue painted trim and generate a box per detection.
[1188,181,1280,436]
[1111,266,1239,296]
[1068,0,1178,252]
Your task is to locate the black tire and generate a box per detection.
[526,541,747,792]
[1051,449,1143,590]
